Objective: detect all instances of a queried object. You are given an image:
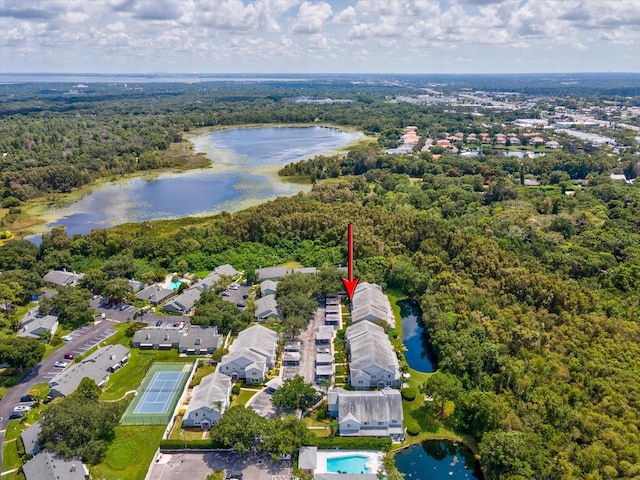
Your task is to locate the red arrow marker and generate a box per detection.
[341,223,360,301]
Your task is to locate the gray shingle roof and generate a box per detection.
[230,324,278,364]
[185,371,231,415]
[22,450,89,480]
[298,446,318,469]
[20,421,41,456]
[132,328,182,347]
[331,387,403,426]
[135,285,174,304]
[254,294,280,319]
[260,279,278,295]
[17,315,58,338]
[49,344,130,397]
[179,325,222,352]
[42,270,84,286]
[163,287,202,313]
[351,282,395,327]
[256,267,289,281]
[346,322,399,382]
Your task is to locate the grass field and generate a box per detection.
[2,420,23,473]
[233,388,259,406]
[91,425,165,480]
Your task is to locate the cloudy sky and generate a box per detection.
[1,0,639,74]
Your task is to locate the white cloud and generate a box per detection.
[334,6,356,24]
[290,1,332,34]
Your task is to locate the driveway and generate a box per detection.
[0,318,117,469]
[295,304,327,384]
[146,451,291,480]
[221,283,251,310]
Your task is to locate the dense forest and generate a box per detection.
[1,77,639,478]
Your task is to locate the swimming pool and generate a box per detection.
[167,280,183,290]
[326,455,371,474]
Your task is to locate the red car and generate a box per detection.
[64,353,76,360]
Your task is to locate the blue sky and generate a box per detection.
[1,0,639,74]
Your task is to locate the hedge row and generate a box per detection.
[310,436,392,451]
[160,439,214,450]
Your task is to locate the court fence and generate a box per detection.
[120,362,191,425]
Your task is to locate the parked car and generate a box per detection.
[236,302,245,308]
[13,405,31,412]
[9,411,24,420]
[222,291,231,297]
[119,304,127,311]
[62,335,73,342]
[155,320,162,327]
[242,294,249,299]
[20,395,36,403]
[54,361,68,368]
[64,353,76,360]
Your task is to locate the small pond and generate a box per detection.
[394,440,484,479]
[400,300,437,373]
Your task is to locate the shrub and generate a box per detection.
[402,387,417,401]
[2,196,21,208]
[406,421,421,436]
[232,384,241,395]
[160,439,213,450]
[311,436,392,451]
[317,410,327,420]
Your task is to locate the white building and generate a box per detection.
[346,322,400,390]
[351,282,395,328]
[183,371,232,429]
[327,387,403,437]
[218,324,278,383]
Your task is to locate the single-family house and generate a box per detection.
[218,324,278,383]
[545,140,560,149]
[327,387,403,437]
[21,422,42,456]
[42,270,84,287]
[178,325,222,355]
[256,267,289,282]
[346,322,400,390]
[135,285,174,305]
[22,450,89,480]
[132,328,182,349]
[351,282,395,328]
[183,371,232,429]
[530,135,545,146]
[18,315,58,339]
[254,294,282,321]
[508,136,521,145]
[260,280,278,297]
[48,344,130,398]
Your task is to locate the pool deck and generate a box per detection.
[314,450,383,475]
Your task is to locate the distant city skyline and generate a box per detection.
[1,0,639,74]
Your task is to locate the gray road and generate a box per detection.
[146,451,290,480]
[0,317,117,471]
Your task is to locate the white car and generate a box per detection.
[54,361,69,368]
[13,405,31,412]
[62,335,73,342]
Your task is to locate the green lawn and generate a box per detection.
[91,425,165,480]
[232,388,260,406]
[190,363,216,387]
[2,420,23,473]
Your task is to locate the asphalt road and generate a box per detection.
[0,317,117,470]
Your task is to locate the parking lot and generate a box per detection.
[221,283,251,309]
[40,324,116,382]
[146,451,290,480]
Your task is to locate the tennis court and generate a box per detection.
[121,363,191,425]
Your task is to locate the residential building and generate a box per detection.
[48,344,130,398]
[18,315,58,339]
[131,328,182,349]
[256,267,289,281]
[183,371,232,429]
[260,279,278,297]
[218,324,278,382]
[22,450,89,480]
[298,446,318,475]
[163,287,202,314]
[42,270,84,287]
[346,322,400,390]
[351,282,395,328]
[135,285,174,305]
[128,279,146,292]
[254,294,282,321]
[178,325,222,355]
[21,422,42,456]
[327,387,403,437]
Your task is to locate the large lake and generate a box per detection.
[30,126,361,242]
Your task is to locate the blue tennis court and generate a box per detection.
[134,371,186,414]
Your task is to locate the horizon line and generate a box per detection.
[2,71,640,76]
